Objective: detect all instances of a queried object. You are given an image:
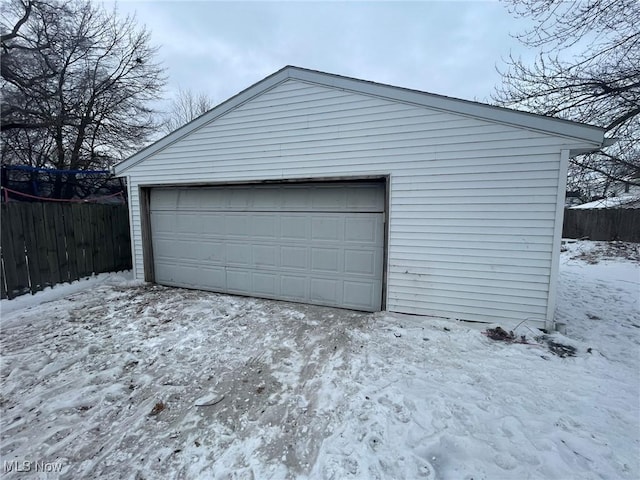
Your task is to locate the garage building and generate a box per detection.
[113,66,606,330]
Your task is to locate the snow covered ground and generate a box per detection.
[570,194,640,209]
[1,240,638,479]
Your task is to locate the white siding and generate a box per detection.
[124,79,580,325]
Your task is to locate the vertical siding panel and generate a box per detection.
[546,149,571,329]
[127,180,141,280]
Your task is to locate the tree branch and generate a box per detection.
[1,0,33,44]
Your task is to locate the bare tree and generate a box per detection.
[163,87,215,134]
[1,0,166,182]
[494,0,640,200]
[0,0,33,44]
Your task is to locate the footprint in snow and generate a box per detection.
[378,395,411,423]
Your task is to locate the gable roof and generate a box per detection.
[113,65,607,175]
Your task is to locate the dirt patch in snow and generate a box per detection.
[483,327,580,359]
[565,240,640,263]
[0,284,373,479]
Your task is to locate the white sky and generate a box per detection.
[105,1,537,112]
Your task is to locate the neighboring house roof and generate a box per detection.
[113,65,607,176]
[571,195,640,209]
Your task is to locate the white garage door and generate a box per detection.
[149,182,385,311]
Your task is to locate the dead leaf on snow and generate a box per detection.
[149,401,166,416]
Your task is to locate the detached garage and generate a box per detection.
[113,66,606,330]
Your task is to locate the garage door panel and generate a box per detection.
[311,247,340,273]
[345,249,378,275]
[227,269,251,292]
[156,262,227,288]
[150,189,179,209]
[202,213,225,234]
[228,189,253,209]
[310,278,339,304]
[280,188,309,209]
[253,189,281,209]
[281,275,307,299]
[155,238,202,262]
[176,214,202,233]
[281,216,309,240]
[178,189,203,209]
[345,215,381,243]
[151,212,177,232]
[281,246,307,269]
[347,187,384,210]
[311,188,347,209]
[194,189,226,209]
[344,280,379,309]
[225,215,250,237]
[191,266,226,289]
[252,215,279,238]
[252,272,278,296]
[226,244,251,265]
[311,216,343,241]
[202,243,224,263]
[153,262,177,283]
[150,182,384,311]
[253,245,278,266]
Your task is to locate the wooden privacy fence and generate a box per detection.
[1,203,132,299]
[563,208,640,242]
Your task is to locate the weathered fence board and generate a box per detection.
[33,204,53,291]
[1,203,132,299]
[44,205,61,287]
[113,208,131,272]
[72,204,89,278]
[52,204,69,283]
[62,206,78,281]
[563,208,640,242]
[83,206,96,277]
[1,206,30,297]
[21,204,42,293]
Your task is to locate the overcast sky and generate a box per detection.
[106,1,537,113]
